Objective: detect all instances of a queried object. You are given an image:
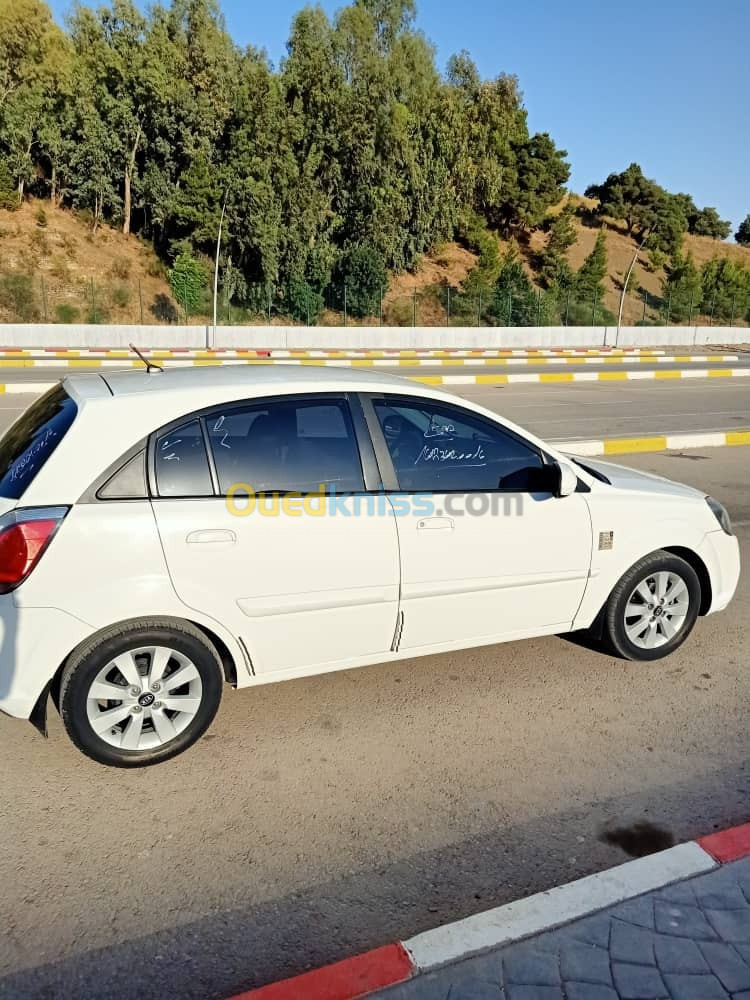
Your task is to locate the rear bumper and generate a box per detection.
[698,529,741,615]
[0,603,92,719]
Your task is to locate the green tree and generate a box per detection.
[510,132,570,231]
[0,0,72,203]
[585,163,689,255]
[286,278,324,324]
[736,215,750,246]
[336,243,387,317]
[662,252,701,322]
[576,227,608,300]
[700,258,750,323]
[488,245,538,326]
[585,163,659,235]
[457,212,501,293]
[538,204,576,287]
[0,160,16,208]
[691,207,731,240]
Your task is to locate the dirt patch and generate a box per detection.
[0,199,177,325]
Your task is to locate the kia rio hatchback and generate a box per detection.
[0,367,740,767]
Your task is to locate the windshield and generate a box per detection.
[571,457,611,485]
[0,386,78,500]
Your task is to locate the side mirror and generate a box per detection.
[557,459,578,498]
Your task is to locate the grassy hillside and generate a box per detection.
[1,197,749,327]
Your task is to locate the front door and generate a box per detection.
[366,395,592,653]
[150,395,400,675]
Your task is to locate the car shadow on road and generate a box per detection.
[2,761,749,1000]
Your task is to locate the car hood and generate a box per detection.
[568,455,706,501]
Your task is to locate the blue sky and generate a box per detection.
[49,0,750,234]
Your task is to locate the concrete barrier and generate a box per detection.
[0,323,746,350]
[0,323,208,349]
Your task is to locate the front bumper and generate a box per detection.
[698,529,741,615]
[0,603,92,719]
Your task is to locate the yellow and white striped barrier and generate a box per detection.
[412,368,750,386]
[0,354,739,369]
[555,430,750,456]
[0,347,673,360]
[1,366,749,396]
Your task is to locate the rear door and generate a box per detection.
[150,393,401,676]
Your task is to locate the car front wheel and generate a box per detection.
[59,618,223,767]
[603,551,701,661]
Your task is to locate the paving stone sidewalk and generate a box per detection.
[377,856,750,1000]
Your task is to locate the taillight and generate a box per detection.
[0,507,68,594]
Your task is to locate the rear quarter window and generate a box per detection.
[0,386,78,499]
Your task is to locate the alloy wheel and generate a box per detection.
[86,646,203,751]
[623,571,690,650]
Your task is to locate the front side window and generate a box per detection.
[154,420,213,497]
[373,397,545,492]
[205,398,364,494]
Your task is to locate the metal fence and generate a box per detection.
[1,271,748,327]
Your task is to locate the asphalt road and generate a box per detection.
[0,398,748,999]
[2,372,750,443]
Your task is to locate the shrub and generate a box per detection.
[61,233,78,259]
[286,278,324,324]
[169,253,207,316]
[647,248,667,272]
[564,299,615,326]
[29,229,50,256]
[55,303,79,323]
[383,296,414,327]
[35,206,48,228]
[151,293,179,324]
[50,256,70,280]
[146,257,166,279]
[111,285,130,309]
[0,273,39,321]
[86,305,109,324]
[111,256,131,280]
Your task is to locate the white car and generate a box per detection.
[0,366,740,767]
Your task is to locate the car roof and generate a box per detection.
[64,363,433,401]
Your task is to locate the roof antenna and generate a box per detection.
[129,343,164,375]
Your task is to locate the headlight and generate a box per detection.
[706,496,733,536]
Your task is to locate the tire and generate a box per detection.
[59,618,223,767]
[602,550,701,661]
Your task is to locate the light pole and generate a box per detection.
[617,235,647,345]
[212,191,229,344]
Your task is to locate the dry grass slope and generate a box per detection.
[0,200,174,325]
[1,196,748,327]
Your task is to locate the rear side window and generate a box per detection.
[205,398,364,494]
[154,420,213,497]
[0,386,78,499]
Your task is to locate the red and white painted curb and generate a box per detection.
[233,822,750,1000]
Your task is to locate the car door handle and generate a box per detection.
[417,517,454,531]
[186,529,237,545]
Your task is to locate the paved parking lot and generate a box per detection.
[0,387,748,999]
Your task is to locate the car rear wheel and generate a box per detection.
[602,551,701,661]
[59,619,223,767]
